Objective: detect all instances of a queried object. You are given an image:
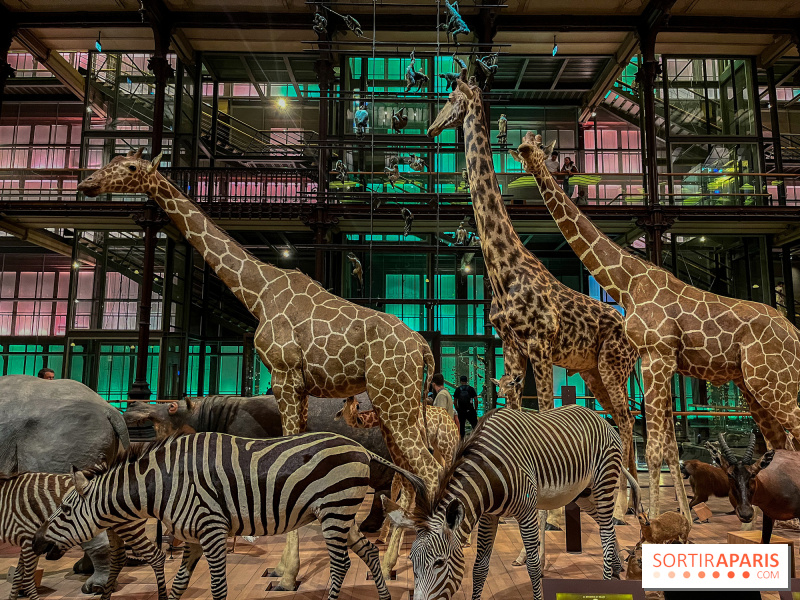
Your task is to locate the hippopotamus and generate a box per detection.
[0,375,131,594]
[123,394,393,531]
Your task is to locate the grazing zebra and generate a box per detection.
[1,472,166,600]
[33,432,392,600]
[384,405,639,600]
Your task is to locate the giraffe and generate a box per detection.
[76,149,443,586]
[513,131,800,522]
[427,70,639,530]
[335,395,460,543]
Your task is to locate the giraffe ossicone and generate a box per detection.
[77,149,443,584]
[514,129,800,524]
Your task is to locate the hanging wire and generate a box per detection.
[368,0,377,302]
[434,0,442,336]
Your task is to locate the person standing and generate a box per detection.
[431,373,455,422]
[453,375,478,438]
[562,156,578,198]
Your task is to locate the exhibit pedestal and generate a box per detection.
[727,529,796,576]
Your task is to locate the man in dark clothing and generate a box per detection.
[453,375,478,438]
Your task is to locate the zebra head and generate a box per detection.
[384,496,467,600]
[32,466,104,559]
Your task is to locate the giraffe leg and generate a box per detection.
[735,378,790,450]
[500,346,527,410]
[271,372,309,591]
[377,474,402,544]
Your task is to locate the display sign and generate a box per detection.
[542,579,645,600]
[642,544,791,591]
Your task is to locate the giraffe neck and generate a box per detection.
[149,176,279,319]
[526,160,647,303]
[462,101,528,274]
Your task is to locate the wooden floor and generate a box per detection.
[2,473,795,600]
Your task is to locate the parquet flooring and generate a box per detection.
[2,473,795,600]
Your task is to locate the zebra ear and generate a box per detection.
[445,498,465,531]
[382,497,416,530]
[71,465,89,497]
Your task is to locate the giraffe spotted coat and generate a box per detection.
[77,150,443,585]
[514,131,800,521]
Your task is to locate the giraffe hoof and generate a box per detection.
[511,559,525,567]
[544,523,562,532]
[612,518,628,526]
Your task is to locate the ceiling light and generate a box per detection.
[700,236,706,242]
[72,261,80,269]
[552,35,558,57]
[753,284,760,289]
[277,98,287,109]
[591,111,597,118]
[282,249,290,257]
[464,264,472,273]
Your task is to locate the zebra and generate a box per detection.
[0,472,166,600]
[32,432,393,600]
[383,405,640,600]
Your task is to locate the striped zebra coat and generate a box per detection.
[33,432,392,600]
[384,405,639,600]
[1,473,166,600]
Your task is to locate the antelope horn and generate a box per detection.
[718,433,738,464]
[134,148,144,159]
[742,432,757,464]
[126,150,135,157]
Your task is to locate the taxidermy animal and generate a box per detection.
[343,14,363,37]
[0,375,130,595]
[384,164,405,189]
[409,153,427,172]
[461,167,469,190]
[681,459,732,510]
[401,207,414,236]
[405,51,429,92]
[438,57,468,91]
[439,0,470,46]
[476,53,499,89]
[621,541,643,580]
[0,473,165,600]
[312,13,327,35]
[33,433,395,600]
[497,114,508,145]
[712,433,800,544]
[384,405,640,600]
[354,103,369,138]
[347,252,364,290]
[637,510,691,544]
[123,395,395,534]
[334,159,348,183]
[391,108,409,133]
[455,219,468,245]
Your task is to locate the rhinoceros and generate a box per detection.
[123,394,393,531]
[0,375,131,594]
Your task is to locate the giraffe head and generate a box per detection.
[427,68,481,137]
[334,396,360,425]
[490,374,523,409]
[509,132,556,175]
[77,148,164,198]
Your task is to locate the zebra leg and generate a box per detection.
[200,531,229,600]
[471,515,499,600]
[517,511,545,600]
[97,530,127,600]
[114,520,168,600]
[347,526,390,600]
[12,541,40,600]
[319,524,352,600]
[168,543,204,600]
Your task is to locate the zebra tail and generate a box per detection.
[621,467,642,513]
[368,452,430,508]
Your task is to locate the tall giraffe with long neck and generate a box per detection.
[428,71,638,528]
[514,131,800,520]
[77,150,443,585]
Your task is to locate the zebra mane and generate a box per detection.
[412,409,497,526]
[81,435,179,479]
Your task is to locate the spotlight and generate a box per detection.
[753,284,760,289]
[464,264,472,273]
[72,261,80,269]
[277,98,287,109]
[591,111,597,118]
[700,236,706,242]
[282,249,291,258]
[552,35,558,57]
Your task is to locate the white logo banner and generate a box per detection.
[641,544,791,591]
